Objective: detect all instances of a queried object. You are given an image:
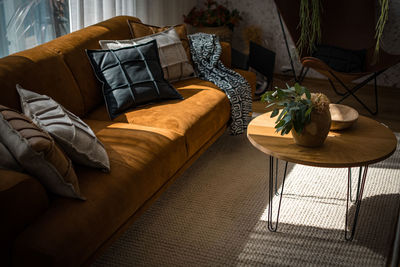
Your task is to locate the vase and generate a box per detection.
[195,26,233,43]
[291,109,332,147]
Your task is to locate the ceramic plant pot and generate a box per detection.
[195,26,232,43]
[291,109,332,147]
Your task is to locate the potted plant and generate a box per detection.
[262,83,331,147]
[183,0,242,43]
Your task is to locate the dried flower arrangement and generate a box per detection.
[310,93,330,114]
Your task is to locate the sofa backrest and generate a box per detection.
[0,43,85,116]
[0,16,140,117]
[43,16,140,115]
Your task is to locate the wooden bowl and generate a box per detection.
[329,104,359,130]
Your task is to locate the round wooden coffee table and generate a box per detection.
[247,112,397,240]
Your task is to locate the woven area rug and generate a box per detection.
[93,130,400,267]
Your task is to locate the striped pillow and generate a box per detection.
[16,85,110,172]
[0,105,83,199]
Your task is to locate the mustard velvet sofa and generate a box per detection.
[0,16,256,267]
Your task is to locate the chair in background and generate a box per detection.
[249,41,276,95]
[232,41,276,96]
[274,0,400,115]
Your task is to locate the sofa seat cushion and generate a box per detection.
[86,78,231,157]
[13,120,187,267]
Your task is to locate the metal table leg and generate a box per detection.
[345,165,369,241]
[267,155,288,232]
[348,166,363,203]
[266,159,369,240]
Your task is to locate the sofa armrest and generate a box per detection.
[0,170,49,266]
[220,42,232,68]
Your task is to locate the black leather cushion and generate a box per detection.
[313,45,366,73]
[86,39,183,119]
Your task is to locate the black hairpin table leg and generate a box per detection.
[267,155,288,232]
[345,165,369,241]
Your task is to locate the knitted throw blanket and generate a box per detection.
[188,33,252,135]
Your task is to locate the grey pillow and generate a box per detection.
[0,105,83,199]
[99,27,195,82]
[17,85,110,172]
[0,142,22,171]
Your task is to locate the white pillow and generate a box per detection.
[99,27,195,82]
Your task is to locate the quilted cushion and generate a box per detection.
[17,85,110,172]
[86,39,183,119]
[100,27,195,82]
[0,105,82,199]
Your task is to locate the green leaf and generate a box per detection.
[283,114,292,123]
[294,83,302,94]
[275,125,284,133]
[281,87,295,94]
[305,87,311,99]
[276,108,287,122]
[271,108,279,118]
[275,119,286,128]
[266,102,276,109]
[267,82,314,136]
[283,124,293,135]
[293,113,303,132]
[305,106,312,117]
[261,94,267,102]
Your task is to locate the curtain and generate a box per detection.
[0,0,196,58]
[0,0,69,58]
[68,0,197,32]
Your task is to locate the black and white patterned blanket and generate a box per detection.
[188,33,252,135]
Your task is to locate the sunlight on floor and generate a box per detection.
[236,158,400,266]
[258,161,400,231]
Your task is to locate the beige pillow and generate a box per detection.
[127,20,193,65]
[17,85,110,172]
[99,27,195,82]
[0,105,83,199]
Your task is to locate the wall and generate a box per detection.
[195,0,400,88]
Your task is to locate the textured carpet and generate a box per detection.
[92,131,400,267]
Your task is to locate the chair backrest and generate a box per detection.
[249,41,275,82]
[274,0,376,55]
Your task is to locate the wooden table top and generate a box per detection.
[247,112,397,168]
